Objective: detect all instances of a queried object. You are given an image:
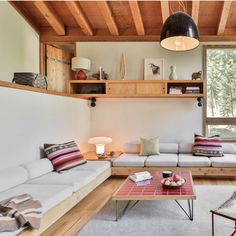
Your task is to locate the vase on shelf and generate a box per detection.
[169,65,178,80]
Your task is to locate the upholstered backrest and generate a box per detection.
[23,158,53,179]
[179,143,193,153]
[0,166,28,192]
[123,143,178,154]
[222,143,236,154]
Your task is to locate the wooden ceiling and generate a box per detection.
[9,1,236,43]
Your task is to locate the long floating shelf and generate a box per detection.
[68,79,204,99]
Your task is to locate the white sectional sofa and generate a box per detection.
[111,143,236,177]
[0,159,111,236]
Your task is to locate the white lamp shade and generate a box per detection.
[72,57,91,72]
[88,137,112,145]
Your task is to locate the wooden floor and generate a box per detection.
[42,177,236,236]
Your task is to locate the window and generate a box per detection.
[205,46,236,140]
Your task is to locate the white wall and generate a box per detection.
[0,2,39,82]
[77,42,203,150]
[76,42,202,80]
[0,87,91,169]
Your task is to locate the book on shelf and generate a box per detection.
[185,86,200,94]
[169,87,183,94]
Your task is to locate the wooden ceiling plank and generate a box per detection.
[34,1,65,36]
[65,1,93,36]
[160,1,170,23]
[9,1,40,34]
[217,1,232,35]
[191,0,200,25]
[129,1,145,36]
[96,1,119,36]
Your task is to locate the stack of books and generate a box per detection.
[169,87,183,94]
[129,171,152,183]
[185,86,200,94]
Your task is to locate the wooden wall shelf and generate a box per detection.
[68,80,204,99]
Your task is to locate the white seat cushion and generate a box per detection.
[0,184,72,213]
[70,161,110,175]
[210,154,236,167]
[26,170,97,192]
[0,166,28,192]
[178,154,211,167]
[145,154,178,167]
[22,158,53,179]
[112,154,147,167]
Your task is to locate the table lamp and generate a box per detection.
[72,57,91,80]
[88,137,112,158]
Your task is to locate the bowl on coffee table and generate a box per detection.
[161,174,186,189]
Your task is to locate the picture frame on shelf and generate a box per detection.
[144,58,164,80]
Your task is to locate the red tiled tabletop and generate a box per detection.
[112,171,196,201]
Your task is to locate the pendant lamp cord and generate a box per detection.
[170,1,186,14]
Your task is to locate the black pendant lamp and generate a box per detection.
[160,12,200,51]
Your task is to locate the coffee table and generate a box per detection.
[112,170,196,221]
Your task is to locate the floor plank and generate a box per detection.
[42,177,236,236]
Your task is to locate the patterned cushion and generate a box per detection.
[192,134,223,157]
[44,141,86,172]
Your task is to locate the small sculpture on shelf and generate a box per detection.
[192,71,202,80]
[92,67,109,80]
[169,65,178,80]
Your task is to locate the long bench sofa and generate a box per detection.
[111,143,236,177]
[0,159,111,236]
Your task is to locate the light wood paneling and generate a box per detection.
[191,0,200,25]
[217,1,232,35]
[160,1,170,23]
[107,82,136,95]
[136,82,165,95]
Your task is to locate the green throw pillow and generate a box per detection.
[139,137,160,156]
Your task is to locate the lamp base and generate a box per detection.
[75,70,87,80]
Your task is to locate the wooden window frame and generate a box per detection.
[203,45,236,142]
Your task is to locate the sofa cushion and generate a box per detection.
[210,154,236,167]
[222,143,236,154]
[112,154,147,167]
[70,161,110,175]
[0,166,28,193]
[179,143,193,153]
[159,143,178,154]
[145,154,178,167]
[44,141,86,172]
[193,134,223,157]
[140,137,160,156]
[0,184,72,213]
[23,159,53,179]
[26,170,97,192]
[178,154,211,167]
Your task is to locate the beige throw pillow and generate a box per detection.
[139,137,160,156]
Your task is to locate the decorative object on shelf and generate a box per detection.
[120,53,126,80]
[90,97,96,107]
[169,65,178,80]
[12,72,48,89]
[72,57,91,80]
[192,71,202,80]
[92,68,109,80]
[144,58,164,80]
[160,2,200,51]
[88,137,112,159]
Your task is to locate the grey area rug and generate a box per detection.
[79,186,236,236]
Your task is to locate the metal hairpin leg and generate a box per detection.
[212,213,214,236]
[175,199,193,221]
[115,200,140,221]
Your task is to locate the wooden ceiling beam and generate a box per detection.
[9,1,40,34]
[191,0,200,25]
[129,1,145,36]
[34,1,65,36]
[65,1,93,36]
[96,1,119,36]
[160,1,170,24]
[217,1,232,35]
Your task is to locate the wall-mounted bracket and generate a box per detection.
[90,97,96,107]
[197,97,203,107]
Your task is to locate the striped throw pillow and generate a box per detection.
[44,141,86,172]
[193,134,223,157]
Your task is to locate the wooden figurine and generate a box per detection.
[192,71,202,80]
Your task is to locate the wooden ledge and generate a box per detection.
[0,81,86,100]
